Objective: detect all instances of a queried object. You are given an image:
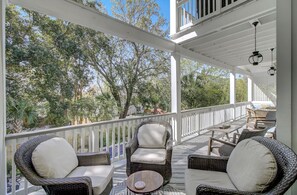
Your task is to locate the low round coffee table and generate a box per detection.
[126,170,163,194]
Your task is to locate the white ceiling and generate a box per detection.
[173,0,276,101]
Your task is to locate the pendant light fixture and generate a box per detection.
[248,21,263,65]
[267,48,276,76]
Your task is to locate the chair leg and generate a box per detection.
[208,138,212,155]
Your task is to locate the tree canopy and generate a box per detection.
[5,1,247,134]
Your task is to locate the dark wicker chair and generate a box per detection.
[188,137,297,195]
[208,128,267,156]
[14,135,112,195]
[126,120,173,184]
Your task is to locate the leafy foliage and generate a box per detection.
[5,2,247,134]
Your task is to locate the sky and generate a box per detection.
[101,0,170,25]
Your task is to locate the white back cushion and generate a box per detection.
[227,139,277,192]
[32,137,78,178]
[137,123,167,148]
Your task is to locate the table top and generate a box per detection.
[126,170,163,194]
[208,124,242,133]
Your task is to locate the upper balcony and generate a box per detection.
[176,0,251,32]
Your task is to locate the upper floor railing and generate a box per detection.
[177,0,250,31]
[4,102,250,195]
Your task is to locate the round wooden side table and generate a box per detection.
[126,170,163,194]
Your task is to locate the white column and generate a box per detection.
[0,0,6,194]
[230,71,236,119]
[247,77,253,102]
[171,53,181,143]
[170,0,178,35]
[277,0,292,148]
[277,0,297,194]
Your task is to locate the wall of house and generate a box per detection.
[253,84,271,102]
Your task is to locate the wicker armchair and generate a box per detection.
[14,135,113,195]
[208,128,267,156]
[186,137,297,195]
[126,120,173,183]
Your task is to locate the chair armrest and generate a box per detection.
[188,154,229,172]
[166,139,173,163]
[77,152,110,166]
[166,139,173,151]
[208,137,236,155]
[125,137,138,160]
[42,177,93,195]
[196,184,259,195]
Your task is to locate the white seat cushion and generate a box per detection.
[137,123,167,148]
[227,139,277,192]
[32,137,78,178]
[67,165,114,195]
[185,169,237,195]
[131,148,166,165]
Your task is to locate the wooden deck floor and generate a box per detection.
[112,119,246,192]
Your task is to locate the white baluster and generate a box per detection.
[73,130,78,152]
[111,123,115,160]
[198,0,202,19]
[106,124,110,153]
[88,126,92,152]
[208,0,210,15]
[100,125,104,151]
[80,128,85,153]
[11,139,16,195]
[123,122,126,158]
[117,122,120,160]
[127,121,131,143]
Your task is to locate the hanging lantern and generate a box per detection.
[267,48,276,76]
[248,22,263,65]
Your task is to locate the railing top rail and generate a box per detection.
[5,113,175,141]
[181,102,250,114]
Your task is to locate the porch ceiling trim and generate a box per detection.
[9,0,250,75]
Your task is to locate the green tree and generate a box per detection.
[7,97,38,133]
[181,60,230,109]
[236,76,248,102]
[82,0,169,118]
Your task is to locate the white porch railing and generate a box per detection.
[177,0,250,31]
[4,102,250,195]
[181,102,250,138]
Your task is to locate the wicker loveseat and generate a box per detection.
[186,136,297,195]
[126,120,173,183]
[14,135,113,195]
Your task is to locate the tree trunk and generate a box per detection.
[119,88,133,119]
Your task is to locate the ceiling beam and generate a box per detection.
[9,0,251,76]
[9,0,176,52]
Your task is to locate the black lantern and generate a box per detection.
[248,21,263,65]
[267,48,276,76]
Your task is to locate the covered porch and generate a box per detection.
[1,0,296,194]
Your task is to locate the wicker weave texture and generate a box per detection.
[126,120,173,183]
[14,135,113,195]
[190,136,297,195]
